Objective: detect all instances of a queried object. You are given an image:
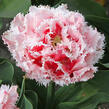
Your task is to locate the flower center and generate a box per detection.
[52,35,61,46]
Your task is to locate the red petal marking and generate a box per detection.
[55,23,62,35]
[4,91,8,95]
[26,49,35,59]
[65,47,71,52]
[64,59,79,73]
[67,35,79,42]
[70,73,74,78]
[44,29,50,34]
[50,53,73,72]
[46,76,51,79]
[62,64,72,72]
[53,70,64,76]
[42,37,48,44]
[45,61,58,72]
[71,59,78,68]
[31,45,44,52]
[50,53,55,59]
[26,48,43,67]
[33,56,42,67]
[69,59,81,77]
[54,54,71,65]
[49,23,62,39]
[49,33,56,38]
[50,53,71,65]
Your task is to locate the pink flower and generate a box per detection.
[2,5,105,86]
[0,85,18,109]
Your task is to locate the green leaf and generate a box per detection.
[33,0,53,6]
[25,79,47,109]
[13,64,25,87]
[0,0,31,18]
[0,18,3,29]
[0,58,14,83]
[55,70,109,109]
[25,90,38,109]
[32,0,61,6]
[55,84,81,103]
[101,63,109,68]
[55,0,107,17]
[54,83,98,108]
[100,52,109,64]
[0,80,2,84]
[45,82,55,109]
[57,93,109,109]
[17,79,38,109]
[17,77,25,107]
[88,70,109,93]
[20,95,33,109]
[53,0,61,6]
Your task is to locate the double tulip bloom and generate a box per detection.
[2,5,105,86]
[0,85,18,109]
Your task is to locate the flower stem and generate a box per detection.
[17,76,26,106]
[45,82,55,109]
